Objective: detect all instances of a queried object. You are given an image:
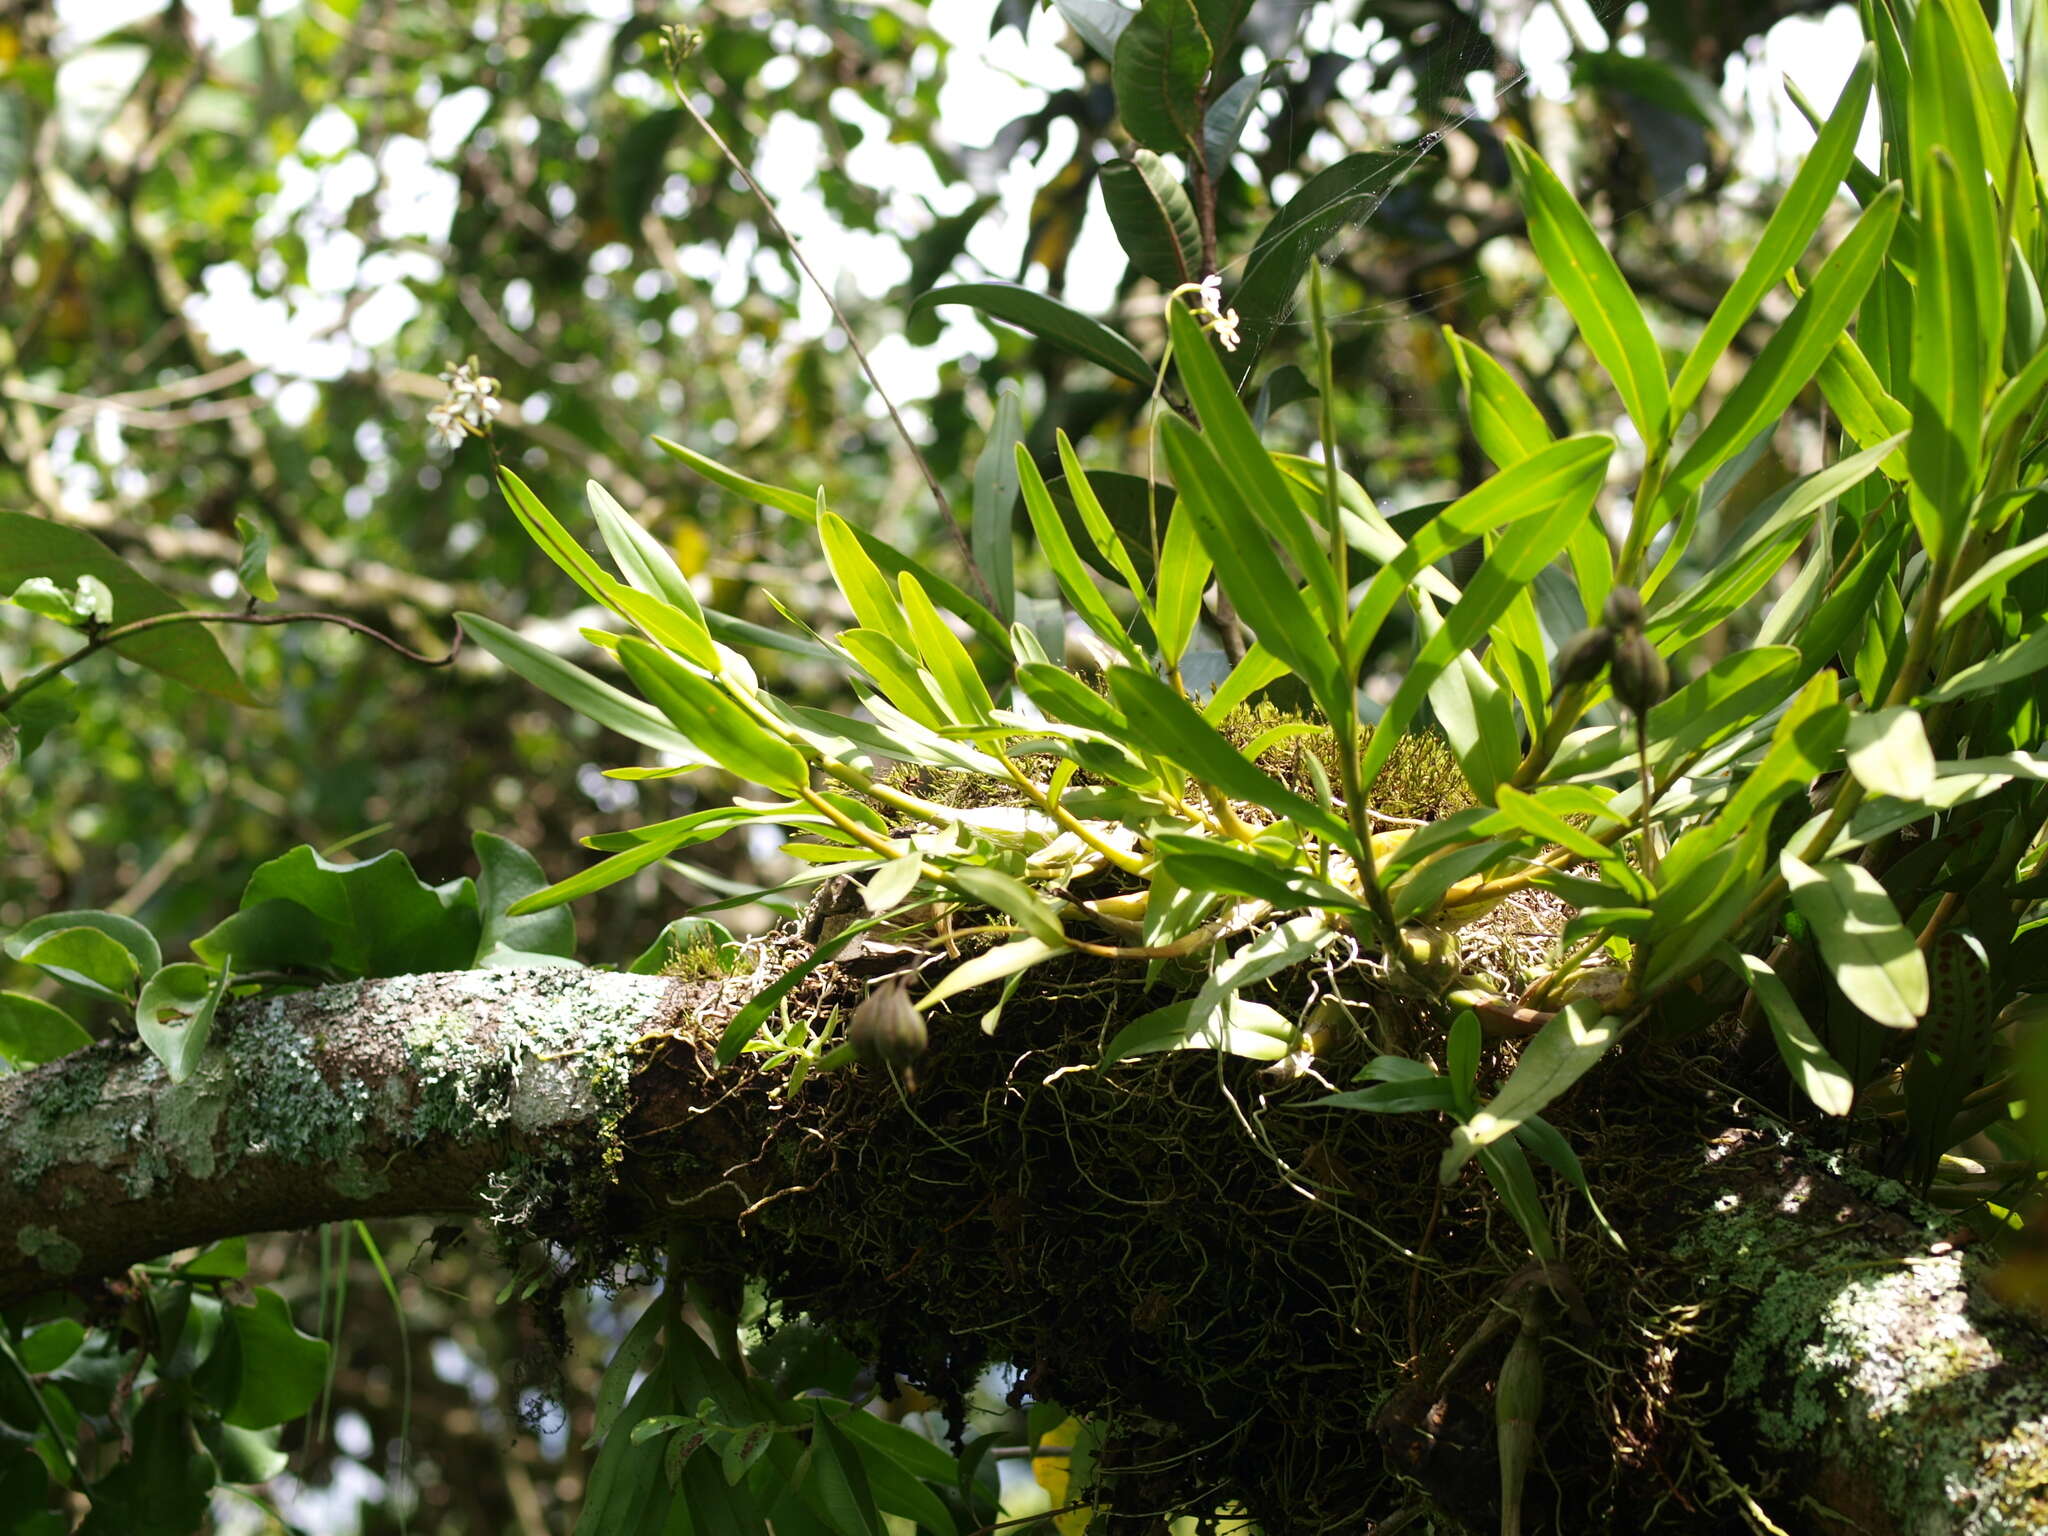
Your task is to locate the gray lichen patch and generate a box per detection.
[3,969,675,1218]
[1682,1159,2048,1535]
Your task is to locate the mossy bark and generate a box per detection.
[2,967,2044,1534]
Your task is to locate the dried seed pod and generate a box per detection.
[848,975,927,1072]
[1602,584,1645,632]
[1609,629,1669,716]
[1547,625,1614,701]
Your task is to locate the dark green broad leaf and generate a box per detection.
[1203,63,1281,175]
[135,958,231,1084]
[201,1421,287,1486]
[1113,0,1211,158]
[5,910,160,1004]
[205,1288,331,1430]
[473,831,578,966]
[1233,152,1410,370]
[1573,50,1735,138]
[2,673,77,760]
[0,992,90,1071]
[575,1355,675,1536]
[1053,0,1134,59]
[0,512,257,705]
[78,1396,214,1536]
[1101,149,1202,287]
[611,107,684,229]
[808,1404,887,1536]
[192,846,481,979]
[233,514,276,604]
[907,283,1153,385]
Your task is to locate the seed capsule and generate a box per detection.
[1547,625,1614,701]
[1602,585,1645,632]
[848,975,927,1073]
[1609,629,1668,715]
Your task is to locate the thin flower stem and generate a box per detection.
[658,44,984,600]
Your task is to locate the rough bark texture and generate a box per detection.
[4,966,2046,1534]
[0,968,696,1301]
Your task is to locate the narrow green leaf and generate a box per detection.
[819,512,915,653]
[918,935,1062,1009]
[1440,1001,1622,1181]
[1648,436,1901,649]
[944,865,1067,946]
[1014,445,1146,665]
[972,382,1024,625]
[1054,433,1152,603]
[1159,417,1348,714]
[1154,506,1212,668]
[1152,832,1367,915]
[497,467,621,614]
[1940,524,2048,625]
[1112,0,1213,157]
[907,283,1153,385]
[618,639,811,793]
[458,612,706,759]
[1105,665,1357,848]
[1505,138,1669,445]
[1344,436,1614,678]
[1669,46,1877,417]
[1445,331,1552,467]
[1921,625,2048,703]
[1906,150,1986,565]
[1168,302,1341,625]
[1355,442,1612,791]
[898,574,995,725]
[652,436,818,521]
[1669,185,1903,493]
[1722,946,1854,1115]
[1781,851,1928,1027]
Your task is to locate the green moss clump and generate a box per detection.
[1214,703,1473,822]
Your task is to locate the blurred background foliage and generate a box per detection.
[0,0,1858,1527]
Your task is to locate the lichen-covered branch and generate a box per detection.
[4,966,2047,1534]
[0,969,701,1304]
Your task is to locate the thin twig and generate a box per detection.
[1,609,460,713]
